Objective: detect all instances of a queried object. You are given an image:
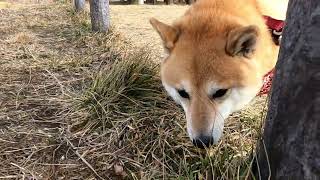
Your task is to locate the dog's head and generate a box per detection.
[150,5,273,148]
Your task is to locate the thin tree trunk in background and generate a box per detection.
[185,0,194,5]
[165,0,173,5]
[74,0,85,12]
[253,0,320,179]
[129,0,138,4]
[89,0,110,32]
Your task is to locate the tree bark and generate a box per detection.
[89,0,110,32]
[74,0,85,12]
[254,0,320,179]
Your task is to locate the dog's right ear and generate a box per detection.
[150,18,180,52]
[225,25,259,59]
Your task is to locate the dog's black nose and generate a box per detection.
[192,135,214,149]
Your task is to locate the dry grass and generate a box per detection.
[0,1,268,179]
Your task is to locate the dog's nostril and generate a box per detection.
[192,135,214,149]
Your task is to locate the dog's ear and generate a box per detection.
[150,18,180,52]
[226,25,259,58]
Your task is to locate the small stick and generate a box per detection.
[64,137,108,180]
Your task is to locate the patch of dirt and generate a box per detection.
[110,5,187,59]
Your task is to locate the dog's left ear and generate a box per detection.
[226,25,259,58]
[150,18,180,52]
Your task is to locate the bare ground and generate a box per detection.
[111,5,187,59]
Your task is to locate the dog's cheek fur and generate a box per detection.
[230,85,262,112]
[210,84,261,143]
[162,82,196,140]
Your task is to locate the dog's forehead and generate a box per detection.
[161,46,243,90]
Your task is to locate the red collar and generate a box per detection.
[263,16,285,32]
[258,16,285,96]
[258,69,275,96]
[263,15,285,45]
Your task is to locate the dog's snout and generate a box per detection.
[192,135,214,149]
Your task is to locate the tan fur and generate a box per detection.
[150,0,288,144]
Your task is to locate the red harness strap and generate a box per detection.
[263,16,285,32]
[257,69,275,96]
[258,16,285,96]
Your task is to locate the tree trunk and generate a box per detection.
[253,0,320,179]
[185,0,194,5]
[74,0,85,12]
[89,0,110,32]
[165,0,173,5]
[129,0,139,4]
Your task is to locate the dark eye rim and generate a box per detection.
[212,89,229,99]
[177,89,190,99]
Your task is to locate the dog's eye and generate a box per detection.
[177,89,190,99]
[212,89,229,99]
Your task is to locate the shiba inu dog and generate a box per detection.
[150,0,288,148]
